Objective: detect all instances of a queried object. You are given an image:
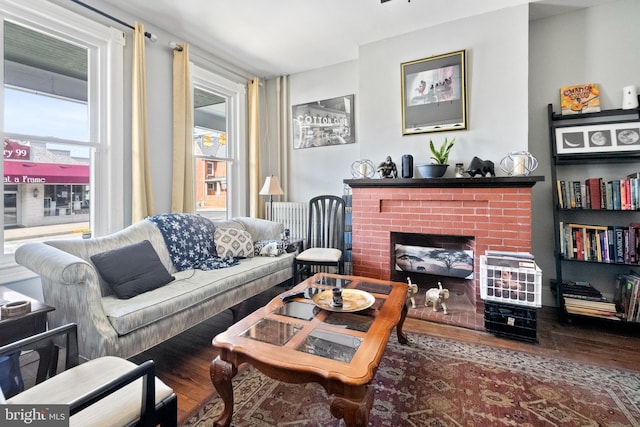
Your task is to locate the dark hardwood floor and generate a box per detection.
[130,284,640,425]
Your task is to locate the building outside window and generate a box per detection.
[191,62,247,219]
[1,1,124,259]
[194,86,229,219]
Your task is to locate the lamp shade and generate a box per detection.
[259,175,284,196]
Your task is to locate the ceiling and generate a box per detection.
[94,0,616,78]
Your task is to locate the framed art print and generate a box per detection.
[401,50,467,135]
[555,122,640,155]
[292,95,355,149]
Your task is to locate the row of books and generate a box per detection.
[556,174,640,210]
[615,273,640,322]
[558,222,640,264]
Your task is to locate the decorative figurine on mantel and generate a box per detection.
[425,281,450,314]
[406,277,419,308]
[377,155,398,178]
[465,156,495,177]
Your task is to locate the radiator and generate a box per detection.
[267,202,308,241]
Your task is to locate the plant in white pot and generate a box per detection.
[417,137,456,178]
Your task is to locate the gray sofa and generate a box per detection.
[15,215,295,360]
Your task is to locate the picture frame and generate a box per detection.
[394,244,473,279]
[401,50,467,135]
[555,121,640,155]
[292,94,355,149]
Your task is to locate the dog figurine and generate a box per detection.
[425,281,450,314]
[406,277,419,308]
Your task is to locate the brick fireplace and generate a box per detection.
[344,176,543,330]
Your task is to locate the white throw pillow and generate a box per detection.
[214,228,254,258]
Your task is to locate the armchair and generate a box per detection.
[0,324,177,427]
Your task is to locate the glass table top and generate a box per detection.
[297,328,362,363]
[240,318,303,346]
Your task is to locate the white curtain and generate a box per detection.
[171,44,195,213]
[131,22,155,223]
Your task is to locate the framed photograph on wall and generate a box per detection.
[292,95,355,149]
[555,122,640,155]
[401,50,468,135]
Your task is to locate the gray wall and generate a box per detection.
[529,0,640,305]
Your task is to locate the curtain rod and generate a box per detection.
[70,0,157,41]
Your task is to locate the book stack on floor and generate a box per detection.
[556,280,619,321]
[480,251,542,343]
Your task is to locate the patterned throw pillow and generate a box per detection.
[253,240,287,257]
[214,228,254,258]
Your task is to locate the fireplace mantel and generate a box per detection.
[344,176,544,189]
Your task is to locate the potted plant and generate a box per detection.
[417,137,456,178]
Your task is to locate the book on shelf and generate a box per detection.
[560,83,601,115]
[572,181,583,208]
[605,181,613,210]
[556,180,565,209]
[611,180,621,210]
[585,177,602,210]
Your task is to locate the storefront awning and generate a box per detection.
[4,161,89,184]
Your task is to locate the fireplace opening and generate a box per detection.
[391,231,474,290]
[390,232,478,327]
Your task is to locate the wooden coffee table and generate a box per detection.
[210,273,408,427]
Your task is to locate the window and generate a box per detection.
[0,1,124,270]
[192,65,247,218]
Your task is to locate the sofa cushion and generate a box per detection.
[214,228,254,258]
[102,254,295,336]
[90,240,175,299]
[233,217,284,241]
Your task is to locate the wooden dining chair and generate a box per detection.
[294,195,346,283]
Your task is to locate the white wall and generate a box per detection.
[529,0,640,306]
[286,5,530,201]
[288,61,360,200]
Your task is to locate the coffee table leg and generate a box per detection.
[396,302,409,344]
[330,386,374,427]
[210,356,237,427]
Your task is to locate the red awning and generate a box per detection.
[4,161,89,184]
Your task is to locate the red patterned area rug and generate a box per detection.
[183,334,640,426]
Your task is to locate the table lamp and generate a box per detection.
[259,175,284,220]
